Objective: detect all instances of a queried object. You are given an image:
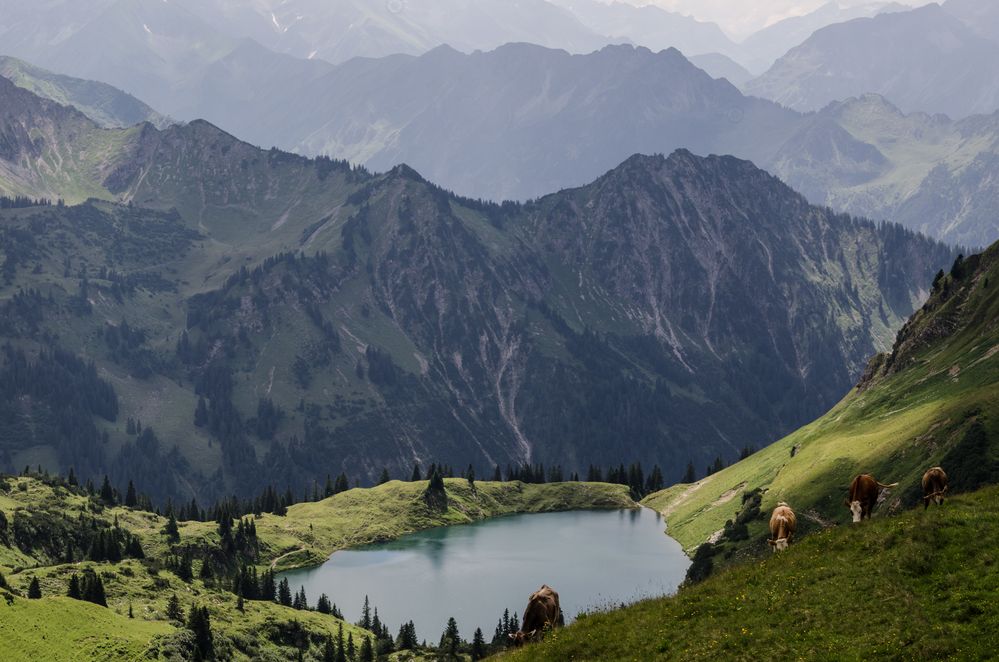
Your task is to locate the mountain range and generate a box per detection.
[0,79,955,503]
[769,94,999,248]
[747,1,999,118]
[6,33,999,248]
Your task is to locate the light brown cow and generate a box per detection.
[922,467,948,509]
[767,502,796,552]
[509,585,564,646]
[846,474,898,523]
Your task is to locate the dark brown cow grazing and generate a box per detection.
[922,467,949,509]
[767,502,797,552]
[509,585,565,646]
[846,474,898,523]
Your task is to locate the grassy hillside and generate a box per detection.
[507,485,999,661]
[0,594,172,661]
[644,244,999,555]
[0,475,632,659]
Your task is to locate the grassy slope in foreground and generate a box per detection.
[643,246,999,553]
[508,485,999,661]
[0,595,172,662]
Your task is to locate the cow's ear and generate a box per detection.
[528,630,538,638]
[767,539,776,545]
[507,634,516,641]
[843,499,850,506]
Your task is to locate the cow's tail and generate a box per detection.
[877,481,899,489]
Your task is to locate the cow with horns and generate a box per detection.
[922,467,948,509]
[768,502,796,552]
[846,474,898,522]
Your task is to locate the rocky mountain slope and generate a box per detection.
[0,83,957,503]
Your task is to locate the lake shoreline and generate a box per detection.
[252,479,640,573]
[278,506,690,638]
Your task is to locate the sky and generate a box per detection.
[623,0,930,38]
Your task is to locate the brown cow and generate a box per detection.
[508,585,565,646]
[767,502,796,552]
[846,474,898,523]
[922,467,948,509]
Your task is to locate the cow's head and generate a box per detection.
[768,537,789,552]
[508,630,538,647]
[848,500,862,523]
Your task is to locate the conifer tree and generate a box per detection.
[439,617,460,660]
[81,571,107,607]
[163,513,180,543]
[176,552,193,582]
[124,480,138,508]
[411,463,422,482]
[67,573,82,600]
[471,627,487,660]
[167,593,184,622]
[360,636,374,662]
[336,622,347,662]
[682,461,696,483]
[278,578,293,607]
[360,595,372,630]
[334,473,350,494]
[99,475,116,504]
[27,576,41,599]
[187,605,214,661]
[293,585,308,610]
[378,468,391,485]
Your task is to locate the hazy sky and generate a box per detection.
[627,0,930,37]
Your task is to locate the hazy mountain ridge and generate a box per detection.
[747,1,999,118]
[0,56,169,130]
[770,94,999,247]
[0,82,956,501]
[201,43,799,202]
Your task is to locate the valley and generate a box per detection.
[2,1,999,659]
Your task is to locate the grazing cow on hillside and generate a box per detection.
[846,474,898,522]
[768,502,797,552]
[922,467,949,509]
[509,585,564,646]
